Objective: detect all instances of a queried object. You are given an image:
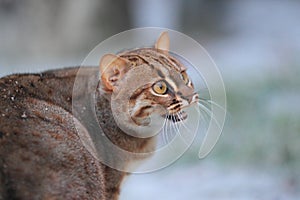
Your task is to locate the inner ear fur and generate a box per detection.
[155,31,170,52]
[99,54,129,92]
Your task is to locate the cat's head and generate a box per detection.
[99,32,198,127]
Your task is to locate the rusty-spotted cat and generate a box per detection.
[0,32,198,200]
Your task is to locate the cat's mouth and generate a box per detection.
[164,111,187,122]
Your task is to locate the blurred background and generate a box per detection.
[1,0,300,199]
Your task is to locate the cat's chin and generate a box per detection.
[164,111,187,123]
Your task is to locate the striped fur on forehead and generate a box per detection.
[119,48,191,95]
[119,48,186,73]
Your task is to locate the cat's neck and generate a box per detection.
[94,91,156,153]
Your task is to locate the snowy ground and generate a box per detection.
[120,161,300,200]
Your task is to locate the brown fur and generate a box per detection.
[0,67,155,200]
[0,32,197,200]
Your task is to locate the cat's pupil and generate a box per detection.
[158,82,163,89]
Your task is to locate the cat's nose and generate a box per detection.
[185,93,198,104]
[191,93,199,103]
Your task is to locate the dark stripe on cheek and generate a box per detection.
[130,87,147,100]
[133,105,152,117]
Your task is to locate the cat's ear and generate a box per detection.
[99,54,129,92]
[155,31,170,52]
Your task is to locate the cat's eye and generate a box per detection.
[181,71,189,84]
[152,81,168,95]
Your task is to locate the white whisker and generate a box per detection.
[198,98,226,113]
[167,116,175,144]
[195,104,210,126]
[197,102,222,131]
[178,112,192,133]
[170,115,177,137]
[161,117,168,145]
[167,115,178,151]
[165,115,172,144]
[175,113,191,145]
[173,115,181,135]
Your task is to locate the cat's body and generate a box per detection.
[0,66,159,200]
[0,32,198,200]
[0,67,110,200]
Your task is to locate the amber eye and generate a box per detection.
[181,71,189,84]
[152,81,168,94]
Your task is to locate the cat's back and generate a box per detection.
[0,67,107,200]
